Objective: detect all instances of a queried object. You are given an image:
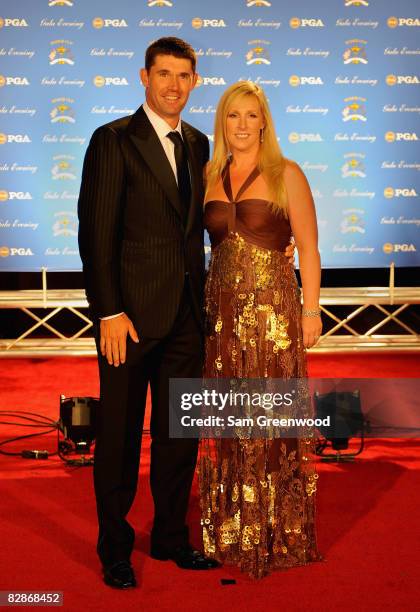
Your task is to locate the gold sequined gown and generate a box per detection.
[199,166,320,578]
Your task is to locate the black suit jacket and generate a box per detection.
[78,106,209,338]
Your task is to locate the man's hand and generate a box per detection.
[100,313,139,367]
[284,239,295,265]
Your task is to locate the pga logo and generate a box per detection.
[301,19,324,27]
[94,76,129,87]
[394,18,420,27]
[9,191,33,200]
[388,74,420,85]
[397,76,420,84]
[396,132,418,141]
[196,76,226,87]
[289,132,323,143]
[0,76,30,86]
[384,187,418,198]
[191,18,227,29]
[92,17,128,28]
[11,247,34,256]
[300,133,323,142]
[395,188,417,197]
[0,133,31,144]
[0,18,29,27]
[300,77,324,85]
[105,77,128,86]
[203,77,226,86]
[289,75,323,86]
[0,246,34,257]
[385,131,418,142]
[301,76,323,85]
[290,17,324,28]
[394,244,416,252]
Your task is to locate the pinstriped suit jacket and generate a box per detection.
[78,106,209,338]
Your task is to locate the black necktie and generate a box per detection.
[167,131,191,221]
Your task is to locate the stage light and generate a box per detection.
[314,390,367,461]
[59,396,98,454]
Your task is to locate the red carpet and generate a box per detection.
[0,354,419,611]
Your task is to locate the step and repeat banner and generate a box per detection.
[0,0,419,271]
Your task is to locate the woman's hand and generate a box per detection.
[301,314,322,348]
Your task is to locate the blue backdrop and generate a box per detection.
[0,0,419,271]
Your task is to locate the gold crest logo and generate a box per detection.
[343,40,368,64]
[342,97,367,122]
[53,211,78,237]
[49,40,75,65]
[342,153,366,178]
[50,97,75,123]
[340,209,365,234]
[51,155,77,180]
[246,41,271,65]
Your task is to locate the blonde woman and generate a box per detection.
[199,81,322,578]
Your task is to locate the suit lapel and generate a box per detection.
[128,107,183,219]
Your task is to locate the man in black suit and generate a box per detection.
[78,37,218,589]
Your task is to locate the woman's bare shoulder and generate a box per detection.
[283,158,310,189]
[283,157,304,178]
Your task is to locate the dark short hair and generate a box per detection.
[145,37,196,73]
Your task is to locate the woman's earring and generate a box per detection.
[260,128,264,143]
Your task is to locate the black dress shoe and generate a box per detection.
[151,544,220,570]
[103,561,137,589]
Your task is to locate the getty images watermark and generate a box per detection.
[169,378,420,439]
[170,378,321,439]
[178,388,329,430]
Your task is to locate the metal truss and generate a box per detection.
[316,287,420,352]
[0,289,94,356]
[0,286,419,356]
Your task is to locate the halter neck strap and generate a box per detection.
[222,163,260,203]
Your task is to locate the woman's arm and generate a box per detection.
[283,159,322,348]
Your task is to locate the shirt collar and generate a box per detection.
[143,101,182,140]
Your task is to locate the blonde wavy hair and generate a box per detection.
[205,81,288,214]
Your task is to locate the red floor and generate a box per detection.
[0,354,419,611]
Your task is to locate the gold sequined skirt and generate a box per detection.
[199,234,320,578]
